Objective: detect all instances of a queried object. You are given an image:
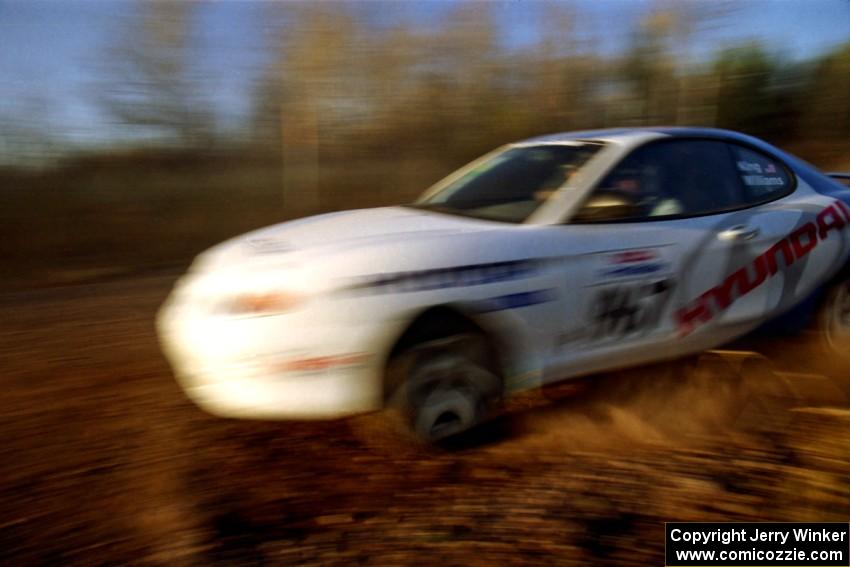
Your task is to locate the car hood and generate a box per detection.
[192,206,502,272]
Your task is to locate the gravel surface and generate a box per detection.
[1,274,848,565]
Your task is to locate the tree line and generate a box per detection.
[3,1,850,286]
[246,2,850,168]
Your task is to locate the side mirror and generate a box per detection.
[572,190,638,223]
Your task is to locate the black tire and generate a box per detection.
[400,348,500,442]
[351,334,502,450]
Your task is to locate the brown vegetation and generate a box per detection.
[3,3,850,289]
[1,275,848,564]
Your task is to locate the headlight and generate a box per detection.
[221,291,303,316]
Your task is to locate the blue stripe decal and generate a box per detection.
[599,263,665,278]
[475,289,556,313]
[353,259,540,294]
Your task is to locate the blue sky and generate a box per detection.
[1,0,849,150]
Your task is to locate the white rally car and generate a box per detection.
[158,127,850,442]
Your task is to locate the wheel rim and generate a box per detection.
[406,351,498,442]
[413,388,478,441]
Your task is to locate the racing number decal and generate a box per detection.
[589,278,674,340]
[556,247,675,348]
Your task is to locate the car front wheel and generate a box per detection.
[402,346,501,443]
[356,334,502,450]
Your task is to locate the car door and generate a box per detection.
[544,138,795,381]
[681,142,850,332]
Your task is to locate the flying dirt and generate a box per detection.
[2,273,849,564]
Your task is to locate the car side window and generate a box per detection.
[572,139,747,223]
[729,144,793,204]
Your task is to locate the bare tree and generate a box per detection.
[97,0,212,146]
[803,42,850,141]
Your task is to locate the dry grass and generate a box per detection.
[1,275,848,564]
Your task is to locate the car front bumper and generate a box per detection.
[157,278,384,420]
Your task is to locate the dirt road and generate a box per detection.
[2,274,849,565]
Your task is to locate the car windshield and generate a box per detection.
[412,142,604,223]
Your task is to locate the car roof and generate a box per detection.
[520,126,765,146]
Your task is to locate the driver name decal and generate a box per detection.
[676,200,850,336]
